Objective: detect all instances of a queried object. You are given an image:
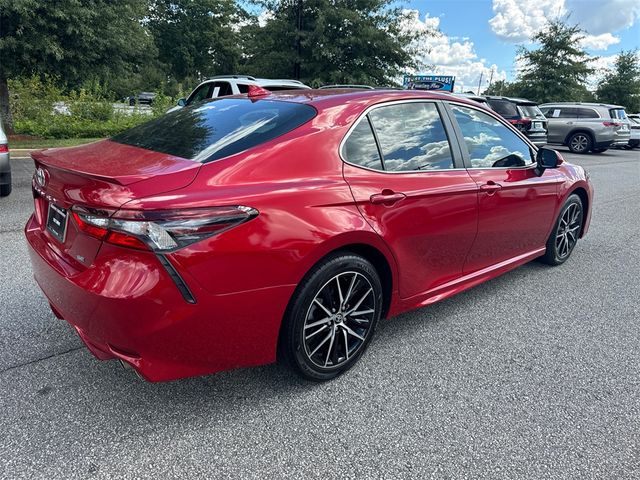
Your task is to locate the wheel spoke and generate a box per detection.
[344,273,357,305]
[342,324,365,341]
[349,309,374,316]
[324,327,336,367]
[335,276,344,306]
[310,331,333,357]
[304,317,331,329]
[343,329,350,360]
[305,325,328,340]
[313,298,333,317]
[346,288,372,315]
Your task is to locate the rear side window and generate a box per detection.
[237,84,250,94]
[557,108,578,118]
[112,98,317,162]
[367,102,454,171]
[578,108,599,118]
[343,118,383,170]
[610,108,627,120]
[486,100,518,117]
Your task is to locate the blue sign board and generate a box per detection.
[403,75,456,92]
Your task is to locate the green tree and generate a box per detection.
[147,0,245,84]
[483,80,525,97]
[241,0,424,87]
[0,0,153,133]
[596,50,640,112]
[515,20,594,103]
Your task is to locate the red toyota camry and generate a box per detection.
[25,88,593,382]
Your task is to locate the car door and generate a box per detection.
[342,100,479,299]
[445,102,562,273]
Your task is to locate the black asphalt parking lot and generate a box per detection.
[1,147,639,479]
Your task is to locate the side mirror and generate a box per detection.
[177,98,187,107]
[535,147,563,176]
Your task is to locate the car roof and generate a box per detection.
[234,88,491,113]
[485,96,538,105]
[539,102,626,109]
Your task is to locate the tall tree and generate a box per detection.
[147,0,245,83]
[0,0,153,133]
[241,0,424,87]
[596,50,640,113]
[515,20,594,103]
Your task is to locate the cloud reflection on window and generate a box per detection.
[369,103,454,172]
[451,105,533,168]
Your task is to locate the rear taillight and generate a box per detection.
[0,144,8,153]
[603,121,621,127]
[72,206,258,252]
[509,119,531,132]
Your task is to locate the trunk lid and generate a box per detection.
[30,140,200,269]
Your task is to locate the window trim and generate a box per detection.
[339,99,464,174]
[442,100,540,171]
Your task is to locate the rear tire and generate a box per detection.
[567,132,592,154]
[279,253,382,381]
[0,172,11,197]
[539,194,583,266]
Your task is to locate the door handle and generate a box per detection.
[479,181,502,194]
[369,189,407,205]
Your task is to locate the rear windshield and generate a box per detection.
[486,99,518,117]
[112,98,317,162]
[609,108,627,120]
[517,104,544,118]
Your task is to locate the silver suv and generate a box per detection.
[168,75,311,113]
[539,102,631,154]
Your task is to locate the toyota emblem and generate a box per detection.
[35,167,47,187]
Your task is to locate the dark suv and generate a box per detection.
[485,96,548,146]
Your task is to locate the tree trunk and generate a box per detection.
[0,76,14,135]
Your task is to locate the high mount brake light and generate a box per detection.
[72,206,258,252]
[247,84,270,98]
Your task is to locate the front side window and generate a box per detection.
[187,83,212,105]
[557,108,578,118]
[451,104,534,169]
[367,102,454,171]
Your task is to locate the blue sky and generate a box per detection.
[403,0,640,92]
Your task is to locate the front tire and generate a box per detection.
[279,253,383,381]
[568,132,592,154]
[540,194,584,265]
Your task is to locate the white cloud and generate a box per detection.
[489,0,640,50]
[489,0,565,42]
[580,33,621,51]
[402,10,507,93]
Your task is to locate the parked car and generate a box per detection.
[167,75,311,113]
[0,120,10,197]
[452,93,491,107]
[485,96,547,146]
[127,92,157,106]
[627,114,640,148]
[538,102,631,153]
[26,89,592,382]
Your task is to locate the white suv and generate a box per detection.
[167,75,311,113]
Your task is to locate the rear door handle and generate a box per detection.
[369,189,407,205]
[479,181,502,194]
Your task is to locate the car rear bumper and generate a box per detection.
[593,140,614,150]
[0,152,10,175]
[527,133,547,146]
[25,214,294,381]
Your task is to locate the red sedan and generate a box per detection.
[25,89,593,382]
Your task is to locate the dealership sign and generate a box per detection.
[404,75,456,92]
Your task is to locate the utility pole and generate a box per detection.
[476,71,484,95]
[488,67,494,90]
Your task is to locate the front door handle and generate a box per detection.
[370,189,407,205]
[479,181,502,194]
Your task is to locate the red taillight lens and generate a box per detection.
[603,121,621,127]
[71,206,258,252]
[0,144,8,153]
